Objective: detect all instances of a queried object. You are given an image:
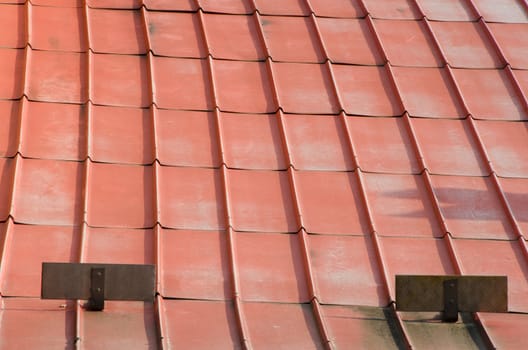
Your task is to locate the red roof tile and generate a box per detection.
[1,1,527,348]
[154,109,220,167]
[30,5,87,52]
[203,13,265,61]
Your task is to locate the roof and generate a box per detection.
[0,0,528,348]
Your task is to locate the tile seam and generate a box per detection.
[201,8,253,343]
[139,5,163,350]
[250,5,334,346]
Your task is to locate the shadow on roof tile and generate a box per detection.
[0,4,26,49]
[0,48,25,100]
[0,100,20,158]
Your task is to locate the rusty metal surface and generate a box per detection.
[41,263,155,302]
[396,275,507,312]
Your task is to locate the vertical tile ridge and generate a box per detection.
[255,11,332,343]
[443,65,472,116]
[203,28,253,347]
[477,17,509,67]
[251,10,271,58]
[464,0,484,21]
[363,14,389,64]
[263,78,332,348]
[488,173,525,240]
[338,112,361,170]
[504,65,528,116]
[307,13,329,63]
[420,16,450,67]
[0,219,14,297]
[75,1,92,346]
[401,113,427,172]
[26,1,33,51]
[139,5,162,349]
[155,294,168,349]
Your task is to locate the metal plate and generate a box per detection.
[396,275,507,312]
[41,263,156,302]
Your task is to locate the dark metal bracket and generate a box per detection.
[443,279,458,322]
[395,275,507,323]
[88,268,105,311]
[41,263,156,312]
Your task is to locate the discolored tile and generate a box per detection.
[430,175,514,239]
[0,49,25,99]
[12,158,83,225]
[488,23,528,69]
[160,229,231,300]
[453,239,528,312]
[416,0,477,21]
[392,66,465,118]
[0,158,15,221]
[86,0,142,9]
[212,60,277,113]
[374,19,442,67]
[452,68,526,120]
[162,300,241,350]
[143,0,198,11]
[237,232,308,302]
[471,0,528,23]
[158,166,226,230]
[362,173,442,237]
[87,8,146,54]
[245,302,324,349]
[203,13,265,61]
[81,301,158,349]
[86,162,155,228]
[155,109,220,167]
[19,101,86,161]
[333,65,402,116]
[309,0,365,18]
[283,114,354,171]
[259,16,325,63]
[322,305,402,349]
[272,62,339,114]
[475,120,528,177]
[499,178,528,236]
[429,22,503,68]
[90,105,154,165]
[1,224,79,297]
[91,53,149,108]
[253,0,309,16]
[27,50,87,104]
[198,0,253,14]
[315,18,383,65]
[309,235,388,306]
[220,112,286,170]
[362,0,421,19]
[0,100,20,157]
[227,169,298,233]
[347,116,420,174]
[152,56,213,111]
[30,6,87,52]
[83,227,154,264]
[480,313,528,349]
[145,11,206,58]
[379,236,455,299]
[294,171,368,235]
[0,298,75,349]
[412,118,488,176]
[0,4,26,49]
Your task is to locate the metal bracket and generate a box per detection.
[396,275,507,322]
[443,279,458,322]
[88,268,105,311]
[41,263,156,312]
